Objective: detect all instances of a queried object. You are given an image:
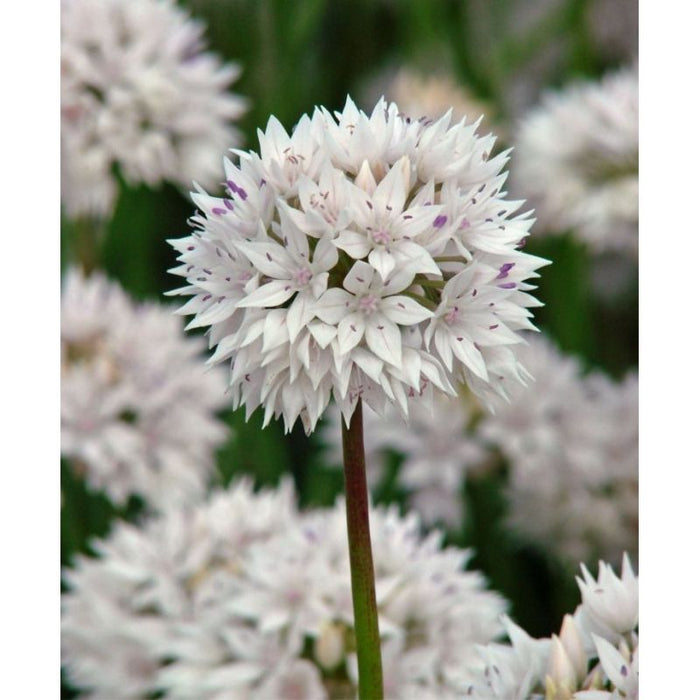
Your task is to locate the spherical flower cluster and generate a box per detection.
[511,68,638,256]
[61,268,229,509]
[321,394,487,528]
[461,553,638,699]
[62,478,508,699]
[478,334,638,564]
[61,0,247,219]
[169,96,548,434]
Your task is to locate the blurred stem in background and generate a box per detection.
[64,216,107,275]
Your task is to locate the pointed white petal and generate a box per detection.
[343,260,375,295]
[365,317,402,367]
[380,295,433,325]
[287,293,315,342]
[337,313,366,355]
[315,287,354,324]
[237,280,295,308]
[368,247,396,280]
[334,230,371,259]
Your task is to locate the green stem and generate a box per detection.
[415,278,445,289]
[433,256,466,264]
[342,401,384,699]
[402,290,437,310]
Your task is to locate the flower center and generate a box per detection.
[358,295,379,314]
[445,305,460,324]
[292,267,313,287]
[371,229,392,246]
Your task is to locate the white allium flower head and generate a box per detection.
[169,96,548,434]
[62,478,508,699]
[61,0,247,219]
[61,268,229,509]
[511,67,638,256]
[478,334,638,565]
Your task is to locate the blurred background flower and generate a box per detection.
[61,0,247,220]
[62,479,507,699]
[61,268,230,511]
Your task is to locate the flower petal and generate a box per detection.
[380,295,433,325]
[337,313,366,355]
[315,288,354,324]
[237,241,293,279]
[238,280,295,308]
[368,247,396,281]
[334,230,371,259]
[287,292,315,343]
[365,317,402,367]
[343,260,375,296]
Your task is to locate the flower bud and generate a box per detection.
[314,621,346,670]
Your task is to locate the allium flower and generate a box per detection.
[61,0,247,219]
[61,268,229,509]
[478,334,638,565]
[169,97,548,434]
[513,69,639,257]
[462,554,638,699]
[62,478,508,699]
[511,68,638,256]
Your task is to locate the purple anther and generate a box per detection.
[498,282,517,289]
[433,214,448,229]
[497,262,515,279]
[212,208,227,216]
[226,180,248,200]
[489,324,499,330]
[224,199,235,210]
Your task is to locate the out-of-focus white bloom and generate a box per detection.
[62,478,508,699]
[169,96,548,434]
[320,394,486,528]
[61,0,247,219]
[367,67,500,135]
[61,268,229,509]
[511,68,638,257]
[464,555,638,699]
[479,334,638,565]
